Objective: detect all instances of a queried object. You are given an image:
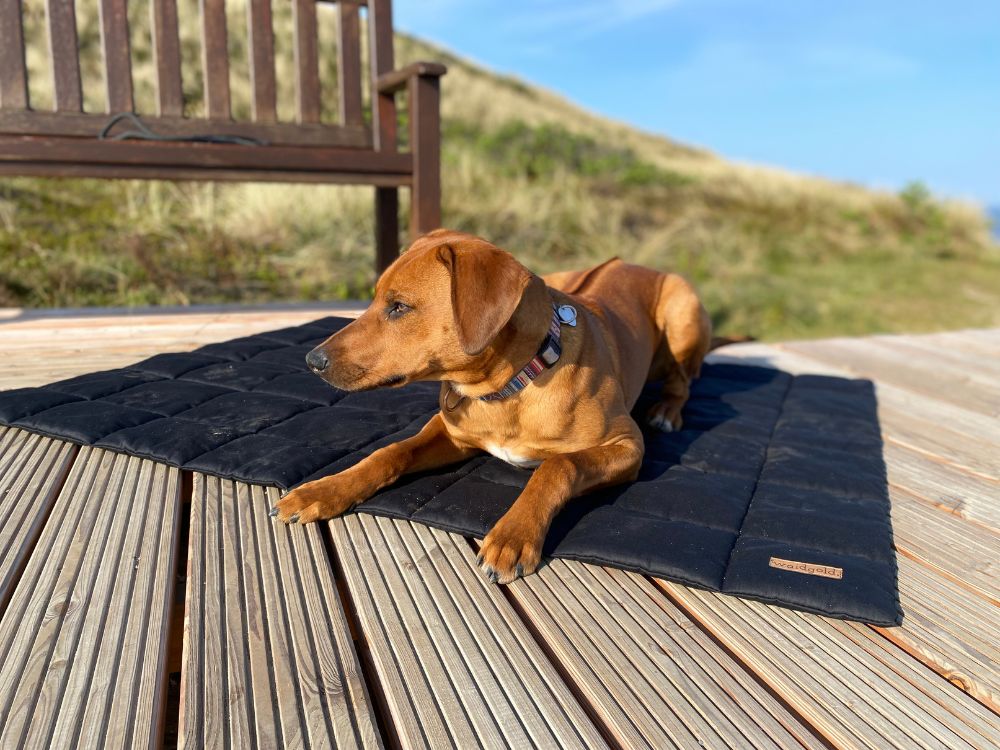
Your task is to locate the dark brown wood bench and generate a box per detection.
[0,0,444,273]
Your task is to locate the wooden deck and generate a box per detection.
[0,305,996,749]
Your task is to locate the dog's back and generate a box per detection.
[544,258,711,428]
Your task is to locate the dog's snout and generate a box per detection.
[306,348,330,373]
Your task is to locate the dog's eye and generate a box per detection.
[386,301,412,320]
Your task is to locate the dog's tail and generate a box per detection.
[709,335,755,351]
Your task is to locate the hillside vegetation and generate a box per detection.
[1,1,997,340]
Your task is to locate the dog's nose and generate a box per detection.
[305,348,330,373]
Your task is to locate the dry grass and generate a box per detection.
[1,2,997,340]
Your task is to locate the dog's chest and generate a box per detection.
[483,443,543,469]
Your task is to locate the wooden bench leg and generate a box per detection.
[408,73,442,240]
[374,185,399,276]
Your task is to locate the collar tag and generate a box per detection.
[557,305,578,326]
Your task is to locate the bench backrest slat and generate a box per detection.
[367,0,395,150]
[247,0,277,122]
[337,1,363,127]
[150,0,184,116]
[99,0,134,112]
[200,0,232,119]
[0,0,29,109]
[46,0,83,112]
[292,0,321,123]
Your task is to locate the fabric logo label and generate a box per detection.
[769,556,843,579]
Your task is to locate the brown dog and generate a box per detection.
[272,229,711,583]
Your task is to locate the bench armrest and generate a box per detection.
[376,62,447,95]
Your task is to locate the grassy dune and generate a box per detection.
[1,2,997,340]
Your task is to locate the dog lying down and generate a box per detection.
[271,229,714,584]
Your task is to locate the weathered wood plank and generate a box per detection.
[502,555,825,749]
[661,582,1000,749]
[367,0,396,151]
[292,0,321,123]
[0,449,180,749]
[878,556,999,711]
[45,0,82,111]
[0,0,29,109]
[884,442,1000,532]
[246,0,277,122]
[337,1,363,127]
[98,0,134,112]
[330,514,607,749]
[891,486,998,606]
[0,428,76,614]
[180,477,381,749]
[150,0,183,116]
[0,108,373,148]
[199,0,231,119]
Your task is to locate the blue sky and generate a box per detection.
[396,0,1000,206]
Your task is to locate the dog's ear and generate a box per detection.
[437,242,533,355]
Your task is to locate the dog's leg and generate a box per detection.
[646,275,711,432]
[271,413,478,524]
[478,433,643,584]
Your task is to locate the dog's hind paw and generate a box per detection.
[645,401,683,433]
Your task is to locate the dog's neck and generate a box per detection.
[447,279,560,399]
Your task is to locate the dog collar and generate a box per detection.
[479,303,577,402]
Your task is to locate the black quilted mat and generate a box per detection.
[0,316,901,625]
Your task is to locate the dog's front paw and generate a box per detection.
[269,480,355,524]
[478,513,544,584]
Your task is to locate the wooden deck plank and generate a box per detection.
[882,556,999,711]
[180,476,381,749]
[660,583,1000,750]
[884,442,1000,532]
[0,427,75,613]
[504,557,826,749]
[330,514,607,750]
[891,487,998,606]
[0,448,180,749]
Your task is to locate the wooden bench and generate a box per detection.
[0,0,444,273]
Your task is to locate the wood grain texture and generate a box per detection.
[45,0,82,111]
[878,556,999,711]
[0,449,180,749]
[246,0,277,122]
[500,555,825,749]
[180,476,381,749]
[337,1,363,127]
[330,514,607,749]
[367,0,396,151]
[0,0,29,109]
[0,428,75,614]
[0,109,373,147]
[292,0,321,123]
[98,0,134,112]
[660,583,1000,749]
[199,0,230,120]
[150,0,183,116]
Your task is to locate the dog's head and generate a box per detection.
[306,229,536,391]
